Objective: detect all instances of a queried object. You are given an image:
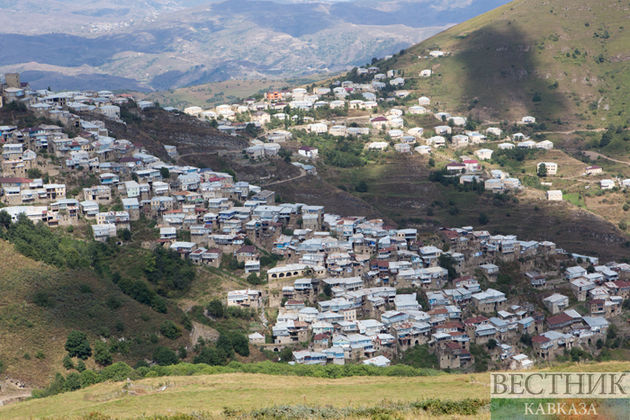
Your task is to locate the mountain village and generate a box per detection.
[1,63,629,375]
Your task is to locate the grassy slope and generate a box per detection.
[3,361,629,419]
[0,240,189,387]
[379,0,630,128]
[134,75,324,109]
[274,154,630,260]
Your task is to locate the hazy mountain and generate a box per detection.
[0,0,508,90]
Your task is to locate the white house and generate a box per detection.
[585,165,603,175]
[475,149,493,161]
[408,106,427,115]
[415,145,432,155]
[521,116,536,124]
[298,146,319,159]
[307,123,328,134]
[543,293,569,314]
[434,125,452,135]
[600,179,615,190]
[367,142,389,151]
[418,96,431,106]
[426,136,446,147]
[546,190,563,201]
[449,116,466,127]
[419,69,432,78]
[486,127,502,137]
[537,162,558,175]
[407,127,424,137]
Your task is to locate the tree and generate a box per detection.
[229,332,250,357]
[600,129,613,147]
[279,347,294,362]
[117,228,132,241]
[216,334,235,359]
[93,341,112,366]
[246,273,262,285]
[160,167,170,179]
[153,346,178,366]
[207,299,224,318]
[438,254,457,280]
[323,283,332,297]
[355,181,368,193]
[537,163,547,177]
[0,210,11,229]
[478,212,489,225]
[160,320,182,340]
[65,331,92,360]
[27,168,43,179]
[194,346,227,365]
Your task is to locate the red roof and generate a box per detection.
[444,341,460,350]
[464,316,488,325]
[0,177,32,184]
[236,245,258,255]
[546,313,573,327]
[428,307,448,315]
[442,230,459,240]
[614,280,630,289]
[313,333,329,341]
[371,116,388,122]
[531,335,550,344]
[462,159,479,164]
[286,299,304,306]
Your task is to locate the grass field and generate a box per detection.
[377,0,630,128]
[0,372,485,419]
[3,361,630,419]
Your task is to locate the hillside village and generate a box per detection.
[1,66,630,375]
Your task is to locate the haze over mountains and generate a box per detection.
[0,0,507,91]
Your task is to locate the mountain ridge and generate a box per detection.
[0,0,509,90]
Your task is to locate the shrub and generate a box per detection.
[62,355,75,370]
[207,299,224,318]
[194,347,228,366]
[160,320,182,340]
[229,332,250,357]
[79,370,99,387]
[94,341,113,366]
[153,346,178,366]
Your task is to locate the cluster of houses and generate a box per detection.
[224,220,629,370]
[3,73,629,373]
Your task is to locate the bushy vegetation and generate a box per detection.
[0,213,91,268]
[225,399,488,419]
[144,247,195,295]
[401,344,439,369]
[33,360,442,399]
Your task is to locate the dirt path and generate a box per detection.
[261,168,307,186]
[583,151,630,166]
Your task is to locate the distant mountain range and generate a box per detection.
[0,0,508,91]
